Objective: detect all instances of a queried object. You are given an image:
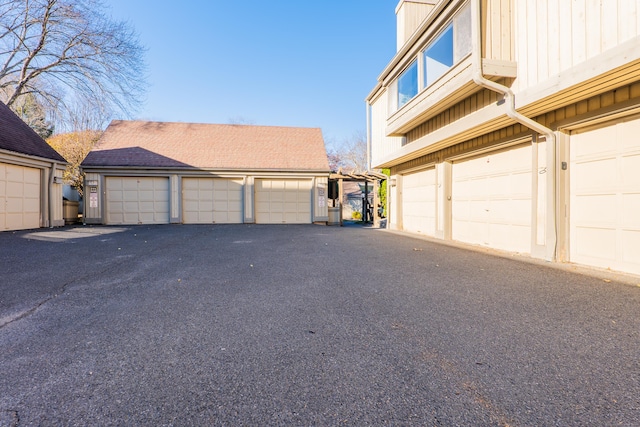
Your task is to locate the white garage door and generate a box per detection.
[182,178,243,224]
[106,177,169,225]
[570,116,640,275]
[452,144,532,253]
[0,163,40,231]
[402,168,436,236]
[255,179,312,224]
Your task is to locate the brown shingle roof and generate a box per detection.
[0,101,66,162]
[83,120,330,171]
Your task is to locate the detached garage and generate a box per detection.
[0,101,67,231]
[81,120,330,225]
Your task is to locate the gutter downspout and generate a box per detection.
[470,0,557,261]
[48,162,57,228]
[366,101,372,172]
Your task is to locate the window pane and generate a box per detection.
[397,60,418,108]
[454,5,472,62]
[425,24,453,87]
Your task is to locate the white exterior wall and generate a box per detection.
[370,91,404,169]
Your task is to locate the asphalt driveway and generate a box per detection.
[1,224,639,426]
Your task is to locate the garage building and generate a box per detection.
[367,0,640,276]
[0,101,66,231]
[81,120,330,225]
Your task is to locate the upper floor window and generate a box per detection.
[390,3,472,114]
[398,60,418,109]
[422,4,471,88]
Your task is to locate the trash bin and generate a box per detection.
[328,206,340,225]
[63,200,79,224]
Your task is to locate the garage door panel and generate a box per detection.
[6,181,24,197]
[489,199,529,223]
[622,194,640,227]
[575,227,616,260]
[271,191,285,203]
[452,144,532,253]
[620,118,640,148]
[622,153,640,184]
[573,194,616,225]
[575,158,617,191]
[23,196,40,213]
[284,192,299,203]
[490,223,530,252]
[510,172,533,195]
[623,231,640,262]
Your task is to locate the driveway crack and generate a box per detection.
[0,254,140,329]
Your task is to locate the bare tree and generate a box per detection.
[10,91,53,138]
[0,0,146,130]
[337,130,369,173]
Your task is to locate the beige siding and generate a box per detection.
[406,88,500,144]
[483,0,514,62]
[171,174,180,222]
[83,173,101,222]
[514,0,640,90]
[314,176,329,221]
[244,176,254,223]
[51,168,64,226]
[396,1,437,51]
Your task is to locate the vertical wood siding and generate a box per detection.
[83,172,101,221]
[484,0,514,62]
[515,0,640,90]
[397,2,436,51]
[406,87,501,144]
[52,168,64,224]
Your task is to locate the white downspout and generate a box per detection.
[48,162,57,228]
[366,101,372,172]
[470,0,557,260]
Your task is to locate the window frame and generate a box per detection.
[397,60,418,110]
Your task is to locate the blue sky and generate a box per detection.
[105,1,398,149]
